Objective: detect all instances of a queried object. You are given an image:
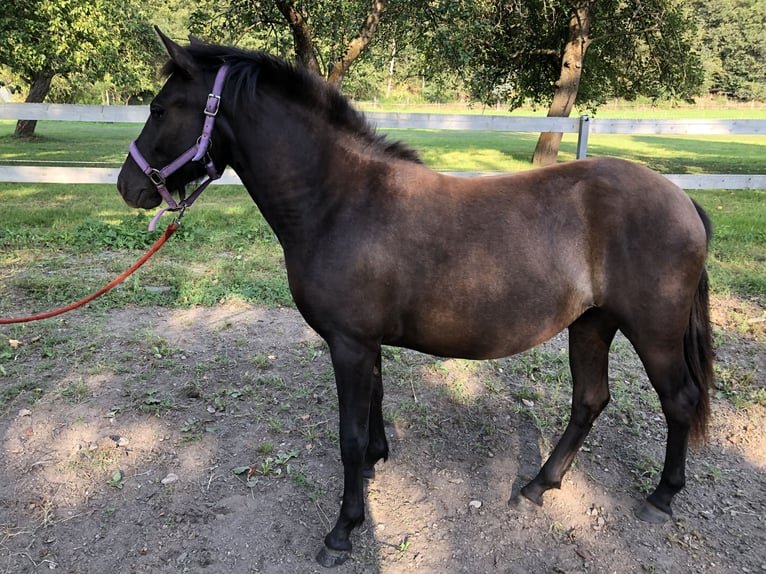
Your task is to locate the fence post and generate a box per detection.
[576,114,590,159]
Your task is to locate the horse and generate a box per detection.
[117,30,714,567]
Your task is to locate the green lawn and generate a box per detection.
[385,129,766,174]
[3,108,765,174]
[0,121,141,165]
[0,114,764,314]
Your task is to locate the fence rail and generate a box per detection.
[1,103,765,189]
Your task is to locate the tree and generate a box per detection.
[189,0,387,87]
[437,0,704,165]
[0,0,160,137]
[692,0,766,101]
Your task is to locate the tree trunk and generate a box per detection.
[532,3,592,167]
[327,0,386,87]
[15,71,54,138]
[275,1,322,76]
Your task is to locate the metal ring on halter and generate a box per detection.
[195,135,212,149]
[172,205,187,225]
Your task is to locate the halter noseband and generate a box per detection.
[129,64,230,231]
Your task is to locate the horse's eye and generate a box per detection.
[150,106,166,120]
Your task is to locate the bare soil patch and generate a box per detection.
[0,301,764,573]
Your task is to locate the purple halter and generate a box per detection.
[129,64,230,231]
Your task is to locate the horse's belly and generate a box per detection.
[388,297,588,360]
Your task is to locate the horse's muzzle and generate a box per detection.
[117,171,163,209]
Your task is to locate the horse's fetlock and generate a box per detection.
[324,527,353,553]
[367,440,389,463]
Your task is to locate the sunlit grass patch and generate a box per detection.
[690,189,766,305]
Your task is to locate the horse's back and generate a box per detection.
[296,157,708,359]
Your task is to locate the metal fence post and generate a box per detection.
[576,114,590,159]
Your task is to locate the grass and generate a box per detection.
[0,183,290,311]
[0,111,764,315]
[385,130,766,174]
[0,121,140,165]
[3,120,765,176]
[688,189,766,299]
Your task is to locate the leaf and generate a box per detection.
[231,466,250,475]
[108,470,124,488]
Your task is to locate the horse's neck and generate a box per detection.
[238,169,323,250]
[225,93,412,251]
[227,111,339,249]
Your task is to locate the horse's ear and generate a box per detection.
[188,34,206,47]
[154,26,198,77]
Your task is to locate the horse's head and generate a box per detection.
[117,29,228,210]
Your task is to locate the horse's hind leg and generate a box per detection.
[633,343,700,523]
[520,309,617,506]
[364,349,389,479]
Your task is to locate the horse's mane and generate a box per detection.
[162,43,422,164]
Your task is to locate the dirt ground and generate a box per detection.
[0,300,764,573]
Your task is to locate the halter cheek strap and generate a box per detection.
[129,64,230,231]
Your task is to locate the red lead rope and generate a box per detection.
[0,223,179,325]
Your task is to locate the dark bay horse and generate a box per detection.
[117,31,714,567]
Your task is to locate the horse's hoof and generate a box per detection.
[509,493,541,512]
[316,545,350,568]
[635,501,672,524]
[519,484,544,507]
[362,466,376,480]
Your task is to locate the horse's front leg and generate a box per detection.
[316,336,379,568]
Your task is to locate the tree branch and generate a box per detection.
[327,0,386,86]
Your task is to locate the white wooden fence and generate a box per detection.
[1,103,765,190]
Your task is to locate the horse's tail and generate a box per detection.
[686,200,714,444]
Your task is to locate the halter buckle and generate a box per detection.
[149,169,166,186]
[204,93,221,116]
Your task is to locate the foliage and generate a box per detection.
[2,0,763,107]
[186,0,461,98]
[0,0,162,104]
[692,0,766,101]
[431,0,704,112]
[189,0,382,83]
